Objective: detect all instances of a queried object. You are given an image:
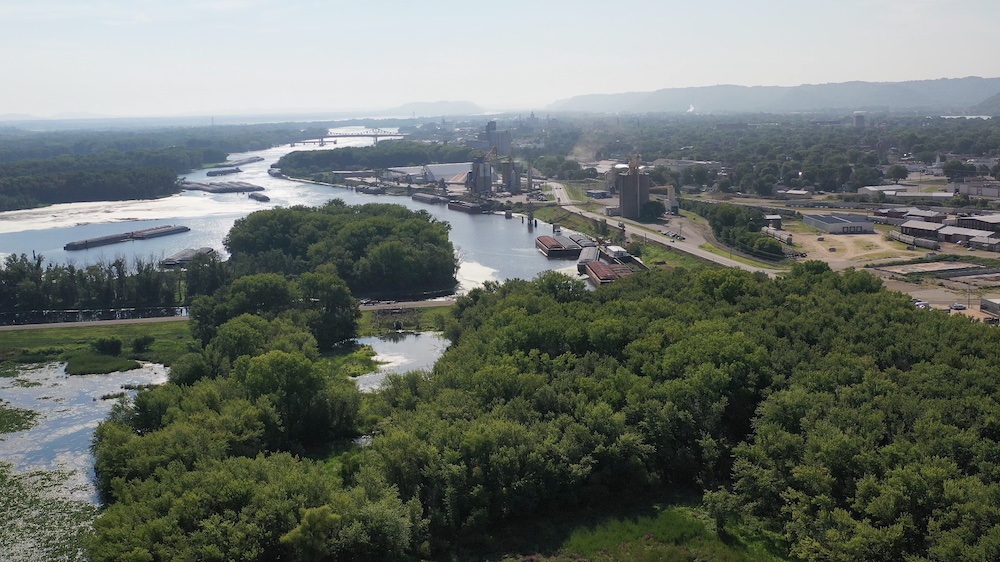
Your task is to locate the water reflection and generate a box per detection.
[0,363,168,501]
[352,332,449,392]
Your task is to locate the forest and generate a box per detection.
[84,260,1000,560]
[221,200,458,297]
[0,122,332,211]
[566,114,1000,195]
[275,140,476,178]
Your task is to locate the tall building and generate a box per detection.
[616,158,650,220]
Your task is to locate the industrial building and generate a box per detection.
[384,163,472,185]
[957,214,1000,233]
[877,207,947,223]
[900,220,945,239]
[954,180,1000,199]
[938,225,999,244]
[466,121,512,156]
[982,297,1000,316]
[803,213,874,234]
[613,158,651,220]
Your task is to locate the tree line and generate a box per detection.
[681,199,785,260]
[0,123,332,164]
[276,140,475,178]
[581,114,1000,195]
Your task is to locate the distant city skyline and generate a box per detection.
[3,0,1000,118]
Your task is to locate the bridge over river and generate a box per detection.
[291,128,404,146]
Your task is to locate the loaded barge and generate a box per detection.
[411,192,450,205]
[447,201,482,214]
[535,235,583,259]
[64,225,190,251]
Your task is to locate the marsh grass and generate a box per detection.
[0,462,97,562]
[0,321,194,374]
[0,400,39,433]
[61,350,140,375]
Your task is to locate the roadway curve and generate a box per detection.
[547,182,784,278]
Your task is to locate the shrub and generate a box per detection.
[132,335,155,353]
[92,337,123,356]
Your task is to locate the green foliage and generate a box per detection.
[0,463,98,561]
[0,399,39,433]
[131,334,155,353]
[92,336,123,356]
[63,350,140,375]
[681,200,784,260]
[276,139,473,176]
[223,201,457,298]
[0,253,184,317]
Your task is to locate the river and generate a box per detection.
[0,126,568,292]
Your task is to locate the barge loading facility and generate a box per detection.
[64,225,190,251]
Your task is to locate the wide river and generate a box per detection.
[0,127,570,291]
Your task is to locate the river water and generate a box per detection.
[0,126,568,292]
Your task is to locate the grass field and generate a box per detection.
[0,321,196,374]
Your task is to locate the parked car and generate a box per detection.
[950,303,967,310]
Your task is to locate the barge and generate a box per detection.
[249,192,270,202]
[535,235,582,259]
[411,192,450,205]
[65,224,190,251]
[584,261,633,286]
[448,201,482,214]
[181,181,265,193]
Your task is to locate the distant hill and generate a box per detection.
[379,100,486,117]
[547,77,1000,114]
[970,91,1000,116]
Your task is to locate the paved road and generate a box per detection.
[548,182,784,278]
[0,315,189,331]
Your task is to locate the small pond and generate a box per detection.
[353,332,449,392]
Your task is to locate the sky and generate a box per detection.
[3,0,1000,118]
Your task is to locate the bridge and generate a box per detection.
[290,128,404,147]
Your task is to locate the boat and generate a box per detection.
[249,193,270,202]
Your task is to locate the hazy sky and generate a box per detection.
[3,0,1000,118]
